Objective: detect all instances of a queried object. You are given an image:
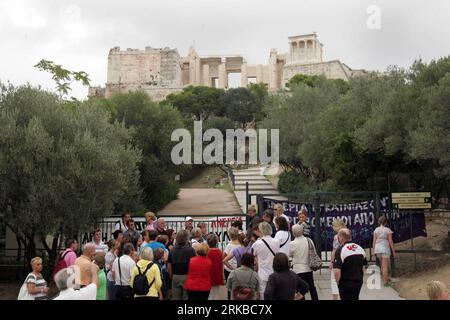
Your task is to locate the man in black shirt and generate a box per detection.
[246,205,261,240]
[168,230,196,300]
[333,228,367,300]
[262,209,276,238]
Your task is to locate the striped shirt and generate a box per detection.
[25,272,47,300]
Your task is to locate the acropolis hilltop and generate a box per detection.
[89,33,368,101]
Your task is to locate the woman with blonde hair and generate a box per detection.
[427,281,448,300]
[130,247,162,300]
[144,212,157,231]
[330,219,346,300]
[372,215,396,287]
[18,257,49,300]
[190,228,203,249]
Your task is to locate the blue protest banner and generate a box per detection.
[263,197,427,250]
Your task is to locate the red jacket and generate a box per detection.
[184,256,212,291]
[207,248,224,286]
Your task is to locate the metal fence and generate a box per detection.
[82,214,247,252]
[226,165,235,190]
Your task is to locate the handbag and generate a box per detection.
[17,276,35,300]
[232,271,254,300]
[117,256,134,300]
[307,238,322,271]
[17,282,34,300]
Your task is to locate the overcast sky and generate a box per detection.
[1,0,450,99]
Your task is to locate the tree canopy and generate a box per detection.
[0,83,141,264]
[264,58,450,202]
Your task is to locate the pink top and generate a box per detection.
[63,249,77,267]
[145,221,156,231]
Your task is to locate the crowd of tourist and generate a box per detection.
[17,207,448,301]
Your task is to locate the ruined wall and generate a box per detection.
[282,60,350,86]
[105,47,182,101]
[88,86,105,98]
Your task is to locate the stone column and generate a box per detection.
[195,58,201,85]
[203,64,210,86]
[269,49,278,90]
[256,64,263,83]
[240,63,248,87]
[313,39,316,60]
[218,58,227,89]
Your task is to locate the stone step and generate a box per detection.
[234,176,267,180]
[233,167,264,171]
[233,172,264,176]
[234,181,273,186]
[233,167,265,171]
[235,188,278,194]
[235,188,280,194]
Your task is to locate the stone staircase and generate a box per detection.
[232,166,286,212]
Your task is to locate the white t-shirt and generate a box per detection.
[275,230,291,256]
[374,226,393,255]
[224,243,242,272]
[288,236,311,274]
[275,214,290,226]
[114,220,128,233]
[105,251,116,282]
[92,241,108,254]
[251,236,280,281]
[112,254,135,286]
[53,283,97,300]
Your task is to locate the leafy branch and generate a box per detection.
[34,59,91,99]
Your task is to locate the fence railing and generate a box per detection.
[226,165,235,190]
[84,214,247,252]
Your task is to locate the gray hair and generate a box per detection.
[258,222,272,236]
[54,267,73,291]
[292,224,304,238]
[140,247,154,261]
[30,257,42,267]
[123,243,134,255]
[82,243,96,254]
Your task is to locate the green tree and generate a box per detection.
[263,78,340,177]
[0,84,141,266]
[94,91,189,210]
[286,74,320,89]
[164,85,225,121]
[221,87,261,128]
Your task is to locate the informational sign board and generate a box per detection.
[391,192,432,209]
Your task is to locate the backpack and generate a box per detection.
[52,250,71,281]
[232,271,254,300]
[132,262,155,295]
[307,238,322,271]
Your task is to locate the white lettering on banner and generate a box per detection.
[309,212,375,228]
